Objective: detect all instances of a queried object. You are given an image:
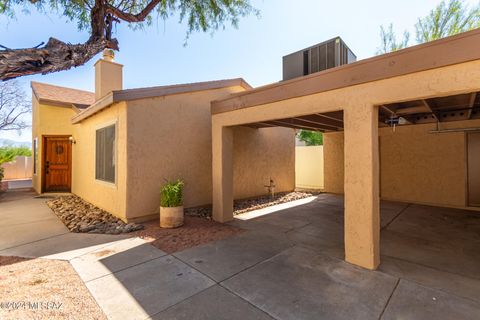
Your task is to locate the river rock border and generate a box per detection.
[47,195,144,234]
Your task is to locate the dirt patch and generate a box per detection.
[0,256,106,320]
[132,216,244,254]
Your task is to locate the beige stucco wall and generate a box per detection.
[323,119,480,208]
[31,97,76,193]
[125,86,295,221]
[295,146,324,190]
[233,126,295,199]
[71,102,128,221]
[1,156,33,180]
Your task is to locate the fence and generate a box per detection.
[1,156,33,180]
[295,146,324,190]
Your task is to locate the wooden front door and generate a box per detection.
[43,136,71,192]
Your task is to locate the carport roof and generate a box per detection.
[211,28,480,115]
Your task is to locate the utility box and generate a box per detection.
[282,37,356,81]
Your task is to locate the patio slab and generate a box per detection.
[222,246,398,320]
[86,255,215,320]
[379,255,480,303]
[381,280,480,320]
[174,230,293,282]
[0,232,129,260]
[152,285,273,320]
[71,237,167,282]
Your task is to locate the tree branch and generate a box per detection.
[106,0,162,23]
[0,37,117,81]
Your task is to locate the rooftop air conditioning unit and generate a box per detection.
[282,37,357,81]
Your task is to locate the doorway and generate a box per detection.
[467,132,480,207]
[43,136,72,192]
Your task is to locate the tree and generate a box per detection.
[0,146,32,164]
[0,0,258,81]
[415,0,480,42]
[376,23,410,55]
[0,80,30,131]
[377,0,480,54]
[297,130,323,146]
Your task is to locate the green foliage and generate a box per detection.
[415,0,480,42]
[0,146,32,164]
[376,23,410,54]
[378,0,480,54]
[160,179,184,207]
[0,167,4,183]
[297,130,323,146]
[0,0,259,41]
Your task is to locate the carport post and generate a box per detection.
[212,123,234,223]
[343,104,380,270]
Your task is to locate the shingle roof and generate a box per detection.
[31,82,95,107]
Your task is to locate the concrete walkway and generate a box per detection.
[1,190,480,320]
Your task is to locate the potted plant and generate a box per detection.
[160,179,184,228]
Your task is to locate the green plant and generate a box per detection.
[160,179,184,207]
[297,130,323,146]
[0,146,32,164]
[0,167,4,183]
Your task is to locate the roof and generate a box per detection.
[211,28,480,114]
[71,78,251,124]
[31,82,95,107]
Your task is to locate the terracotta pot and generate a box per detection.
[160,206,184,228]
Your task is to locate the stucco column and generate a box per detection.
[212,123,234,222]
[343,103,380,270]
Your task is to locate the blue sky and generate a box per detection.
[1,0,478,142]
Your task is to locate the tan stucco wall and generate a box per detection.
[31,97,76,193]
[295,146,324,190]
[233,126,295,199]
[125,87,295,221]
[324,119,480,208]
[71,102,128,221]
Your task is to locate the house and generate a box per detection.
[210,29,480,270]
[32,50,295,222]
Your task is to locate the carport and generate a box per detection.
[210,29,480,270]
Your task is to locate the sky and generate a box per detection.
[1,0,478,142]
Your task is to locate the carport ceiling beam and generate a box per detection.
[467,92,477,120]
[291,116,343,129]
[421,100,440,122]
[315,113,344,123]
[266,120,329,132]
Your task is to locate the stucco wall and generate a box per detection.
[31,97,76,193]
[125,87,295,221]
[71,102,128,220]
[323,119,480,208]
[295,146,324,190]
[233,126,295,199]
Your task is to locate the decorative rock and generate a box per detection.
[185,191,320,218]
[46,195,144,234]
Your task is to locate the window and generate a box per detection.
[33,137,38,175]
[95,124,116,183]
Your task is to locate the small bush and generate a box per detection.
[0,167,4,183]
[160,179,184,207]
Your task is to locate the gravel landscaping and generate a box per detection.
[132,216,243,253]
[186,191,319,218]
[0,256,106,320]
[46,195,143,234]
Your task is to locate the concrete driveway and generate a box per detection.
[2,190,480,320]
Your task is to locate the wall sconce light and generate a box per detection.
[69,136,76,144]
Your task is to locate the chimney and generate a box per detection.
[95,49,123,100]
